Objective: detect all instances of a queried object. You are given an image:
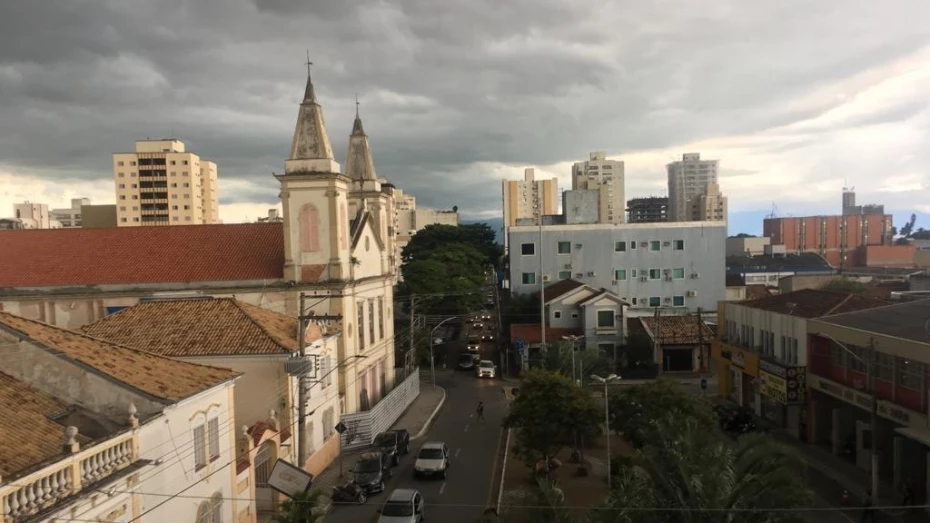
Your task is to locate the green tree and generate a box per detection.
[820,277,868,294]
[616,330,655,369]
[594,416,811,523]
[270,489,325,523]
[401,223,503,268]
[504,370,601,466]
[400,242,487,315]
[607,379,716,448]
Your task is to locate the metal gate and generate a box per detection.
[254,441,275,512]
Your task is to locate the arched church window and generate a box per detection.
[299,203,320,253]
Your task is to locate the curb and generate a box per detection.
[411,387,447,441]
[497,428,512,513]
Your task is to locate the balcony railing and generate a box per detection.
[1,432,137,521]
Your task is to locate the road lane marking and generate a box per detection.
[486,427,505,507]
[439,482,446,495]
[464,424,469,432]
[455,448,461,457]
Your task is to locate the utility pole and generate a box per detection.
[697,307,704,373]
[538,219,546,354]
[654,306,662,373]
[408,295,416,374]
[869,338,879,499]
[296,293,309,470]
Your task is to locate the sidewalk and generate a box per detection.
[311,382,446,503]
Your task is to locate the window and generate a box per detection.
[120,217,127,223]
[133,217,140,222]
[522,272,536,285]
[118,184,125,189]
[131,195,138,200]
[630,241,637,249]
[553,311,562,319]
[673,240,685,250]
[368,299,376,347]
[648,269,660,280]
[571,311,579,318]
[184,205,190,210]
[614,241,626,252]
[117,161,124,166]
[596,310,615,328]
[184,182,190,188]
[557,241,571,254]
[118,172,124,177]
[183,160,189,165]
[521,243,535,255]
[650,241,660,251]
[357,303,365,350]
[558,270,571,280]
[649,296,661,307]
[897,358,922,390]
[672,295,685,306]
[208,417,220,460]
[193,424,207,469]
[631,269,637,278]
[172,205,178,210]
[672,268,685,279]
[614,269,626,281]
[876,353,893,381]
[171,183,178,188]
[378,297,385,340]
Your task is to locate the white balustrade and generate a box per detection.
[1,436,135,520]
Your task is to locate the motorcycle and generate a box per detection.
[331,481,367,504]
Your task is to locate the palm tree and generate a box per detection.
[270,489,325,523]
[592,415,811,523]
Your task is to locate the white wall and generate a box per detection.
[723,302,808,365]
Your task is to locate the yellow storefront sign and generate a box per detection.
[760,371,787,404]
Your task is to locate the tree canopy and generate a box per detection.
[504,369,601,466]
[607,379,716,448]
[270,489,325,523]
[401,223,503,268]
[820,277,868,295]
[400,242,486,315]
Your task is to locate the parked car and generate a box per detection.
[414,441,450,479]
[351,452,392,494]
[377,489,426,523]
[331,481,368,504]
[476,360,496,379]
[373,429,410,466]
[457,353,479,370]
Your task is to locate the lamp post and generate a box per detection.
[562,335,584,382]
[590,374,621,490]
[429,316,460,388]
[821,333,879,499]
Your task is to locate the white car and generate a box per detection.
[377,489,425,523]
[476,360,496,379]
[414,441,450,479]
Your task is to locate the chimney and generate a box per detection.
[63,426,80,454]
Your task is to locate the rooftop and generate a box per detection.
[509,324,582,344]
[726,253,832,271]
[817,298,930,345]
[745,285,773,300]
[738,289,890,318]
[0,312,239,403]
[81,298,340,357]
[639,316,714,345]
[542,279,585,302]
[0,223,285,288]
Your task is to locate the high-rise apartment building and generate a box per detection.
[667,153,724,222]
[689,182,728,222]
[502,168,559,250]
[112,139,219,226]
[571,152,625,224]
[627,197,669,224]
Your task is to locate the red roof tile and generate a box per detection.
[509,324,582,344]
[542,279,585,302]
[740,288,889,318]
[639,316,714,345]
[0,223,285,288]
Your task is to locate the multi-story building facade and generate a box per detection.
[712,290,888,439]
[689,182,727,222]
[726,251,834,287]
[763,214,895,267]
[502,168,558,249]
[666,153,721,222]
[112,139,220,226]
[627,197,668,223]
[571,152,625,225]
[12,202,52,229]
[391,188,459,277]
[50,198,89,228]
[508,221,727,315]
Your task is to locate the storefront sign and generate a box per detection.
[758,361,805,405]
[759,371,788,404]
[810,377,920,427]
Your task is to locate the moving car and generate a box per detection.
[473,322,484,329]
[457,353,479,370]
[466,343,480,353]
[481,332,494,341]
[476,360,496,379]
[377,489,426,523]
[351,452,392,494]
[480,313,492,320]
[414,441,450,479]
[373,429,410,466]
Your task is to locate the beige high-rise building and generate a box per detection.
[689,182,728,222]
[571,152,625,224]
[12,202,52,229]
[502,168,559,250]
[112,139,220,226]
[667,152,724,222]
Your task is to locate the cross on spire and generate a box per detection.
[355,93,360,117]
[305,50,313,77]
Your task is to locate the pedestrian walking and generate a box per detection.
[860,489,875,523]
[700,376,707,397]
[476,401,485,421]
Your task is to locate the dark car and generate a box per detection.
[457,352,479,370]
[373,429,410,466]
[352,452,392,494]
[481,332,495,341]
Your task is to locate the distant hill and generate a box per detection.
[461,217,504,244]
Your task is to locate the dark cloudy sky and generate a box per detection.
[1,0,929,231]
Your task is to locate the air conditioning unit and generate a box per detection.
[690,272,700,279]
[663,241,671,246]
[640,242,648,247]
[638,275,647,282]
[542,275,552,282]
[663,268,671,274]
[574,273,583,278]
[563,263,572,269]
[575,243,583,249]
[664,297,671,303]
[611,280,618,285]
[687,290,698,297]
[586,271,596,277]
[664,275,673,281]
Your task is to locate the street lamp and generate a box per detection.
[429,316,460,388]
[562,335,584,382]
[820,333,879,500]
[590,374,621,490]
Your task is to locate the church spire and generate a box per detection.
[285,56,340,175]
[345,96,377,181]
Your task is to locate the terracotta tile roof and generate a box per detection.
[0,312,239,403]
[0,371,91,478]
[740,288,889,318]
[745,284,773,300]
[0,223,285,288]
[81,298,300,357]
[639,316,714,345]
[509,323,582,344]
[542,279,585,302]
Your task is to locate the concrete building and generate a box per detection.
[842,187,885,216]
[726,236,771,257]
[507,220,727,315]
[12,202,53,229]
[726,251,834,287]
[688,182,727,222]
[0,311,247,523]
[502,168,558,248]
[627,196,668,224]
[713,289,888,439]
[633,315,714,373]
[50,198,89,228]
[542,279,629,353]
[390,188,459,278]
[80,204,118,228]
[112,139,219,226]
[666,153,722,222]
[763,214,896,267]
[257,208,284,223]
[571,152,625,225]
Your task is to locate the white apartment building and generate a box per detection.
[508,221,727,314]
[51,198,90,228]
[502,168,559,250]
[112,139,220,226]
[667,153,724,222]
[571,152,625,225]
[12,202,53,229]
[392,188,459,278]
